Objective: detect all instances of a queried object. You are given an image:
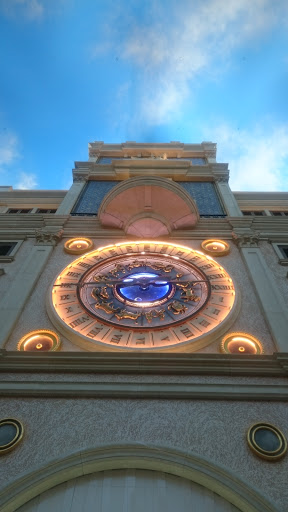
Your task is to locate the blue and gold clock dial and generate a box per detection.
[49,242,238,351]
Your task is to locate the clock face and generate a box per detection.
[48,241,239,352]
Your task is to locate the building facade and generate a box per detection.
[0,141,288,512]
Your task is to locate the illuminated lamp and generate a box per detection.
[0,419,24,455]
[17,330,61,352]
[221,332,263,354]
[247,423,287,461]
[64,238,94,254]
[201,239,230,256]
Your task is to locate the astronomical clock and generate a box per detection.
[47,241,239,351]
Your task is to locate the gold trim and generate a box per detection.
[201,239,230,256]
[64,238,94,255]
[247,422,287,461]
[220,332,263,355]
[17,330,61,352]
[0,418,24,455]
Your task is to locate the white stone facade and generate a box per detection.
[0,142,288,511]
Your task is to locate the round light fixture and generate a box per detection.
[221,332,263,354]
[64,238,94,254]
[17,330,61,352]
[201,239,230,256]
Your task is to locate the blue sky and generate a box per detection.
[0,0,288,191]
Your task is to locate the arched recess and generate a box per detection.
[0,444,276,512]
[98,176,199,237]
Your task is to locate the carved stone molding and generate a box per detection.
[214,175,229,183]
[232,231,260,248]
[34,229,63,246]
[73,173,88,183]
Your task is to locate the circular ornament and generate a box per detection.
[48,241,239,352]
[64,238,94,255]
[201,239,230,257]
[0,419,24,455]
[221,332,263,354]
[17,330,61,352]
[247,423,287,461]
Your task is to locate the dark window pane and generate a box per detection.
[279,245,288,258]
[0,242,16,256]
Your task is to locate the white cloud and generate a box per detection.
[16,172,38,189]
[202,121,288,191]
[0,133,19,171]
[108,0,288,124]
[0,0,44,20]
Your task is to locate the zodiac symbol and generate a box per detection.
[177,283,200,302]
[94,301,120,314]
[167,300,187,315]
[126,260,144,270]
[115,309,142,322]
[144,309,166,323]
[93,273,108,283]
[149,262,174,273]
[92,286,110,300]
[108,264,127,277]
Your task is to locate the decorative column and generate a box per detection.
[233,232,288,352]
[0,230,63,348]
[215,176,242,217]
[56,174,87,215]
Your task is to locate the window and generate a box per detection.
[270,211,288,217]
[183,157,206,165]
[272,243,288,265]
[242,211,265,216]
[36,209,57,213]
[0,242,17,256]
[278,245,288,258]
[0,240,22,262]
[7,208,33,214]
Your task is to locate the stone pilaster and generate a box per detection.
[0,230,63,348]
[215,177,242,217]
[56,176,87,215]
[233,231,288,352]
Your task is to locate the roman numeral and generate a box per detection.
[212,285,234,290]
[180,327,193,338]
[110,334,123,344]
[69,315,90,328]
[208,273,227,280]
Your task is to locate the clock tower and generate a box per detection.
[0,141,288,512]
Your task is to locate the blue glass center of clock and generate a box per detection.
[117,272,170,303]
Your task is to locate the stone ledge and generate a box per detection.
[1,350,288,376]
[1,380,288,400]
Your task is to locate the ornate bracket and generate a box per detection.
[73,173,88,183]
[232,231,260,248]
[35,229,63,246]
[214,175,229,183]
